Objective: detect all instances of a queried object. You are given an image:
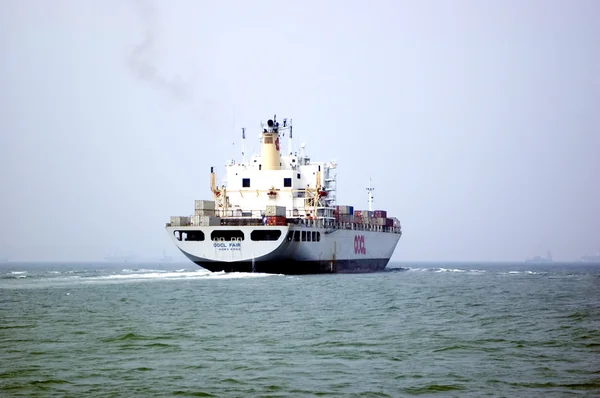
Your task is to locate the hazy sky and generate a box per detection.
[1,0,598,262]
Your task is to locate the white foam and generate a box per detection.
[526,271,544,275]
[434,268,467,273]
[406,267,485,274]
[82,269,278,283]
[121,268,168,273]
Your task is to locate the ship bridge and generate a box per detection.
[210,115,337,221]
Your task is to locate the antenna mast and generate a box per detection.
[284,118,293,155]
[241,128,246,163]
[366,177,374,211]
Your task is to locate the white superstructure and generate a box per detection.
[166,115,402,274]
[213,117,336,220]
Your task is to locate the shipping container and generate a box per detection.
[335,205,354,215]
[386,218,394,227]
[265,205,286,217]
[195,209,216,217]
[340,215,355,223]
[195,200,216,211]
[170,216,190,226]
[192,215,221,226]
[353,210,373,218]
[372,217,386,226]
[265,215,287,226]
[373,210,387,218]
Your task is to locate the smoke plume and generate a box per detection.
[129,1,191,102]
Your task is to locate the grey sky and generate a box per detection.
[1,0,598,262]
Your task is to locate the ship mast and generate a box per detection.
[286,118,293,155]
[366,177,374,211]
[241,127,246,163]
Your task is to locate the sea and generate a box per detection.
[1,261,599,397]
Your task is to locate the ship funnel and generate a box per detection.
[261,116,281,170]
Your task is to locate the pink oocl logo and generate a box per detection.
[354,235,366,255]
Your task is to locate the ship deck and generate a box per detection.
[167,217,402,234]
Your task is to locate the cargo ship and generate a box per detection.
[580,250,600,263]
[165,115,402,274]
[525,250,553,263]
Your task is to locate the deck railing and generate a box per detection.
[167,216,402,235]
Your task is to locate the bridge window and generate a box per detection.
[284,178,292,187]
[294,231,300,242]
[251,230,282,241]
[286,231,294,241]
[242,178,250,188]
[297,173,301,179]
[211,230,244,241]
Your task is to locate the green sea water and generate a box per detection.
[1,262,599,397]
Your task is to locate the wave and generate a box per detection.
[86,269,276,282]
[0,268,281,288]
[405,267,549,276]
[407,267,487,274]
[500,270,545,275]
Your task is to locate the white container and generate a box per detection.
[193,215,221,226]
[265,205,286,217]
[170,216,190,226]
[195,209,216,217]
[195,200,216,211]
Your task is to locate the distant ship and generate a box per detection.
[580,250,600,263]
[166,115,402,274]
[525,250,553,263]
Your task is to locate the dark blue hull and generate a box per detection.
[195,258,391,274]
